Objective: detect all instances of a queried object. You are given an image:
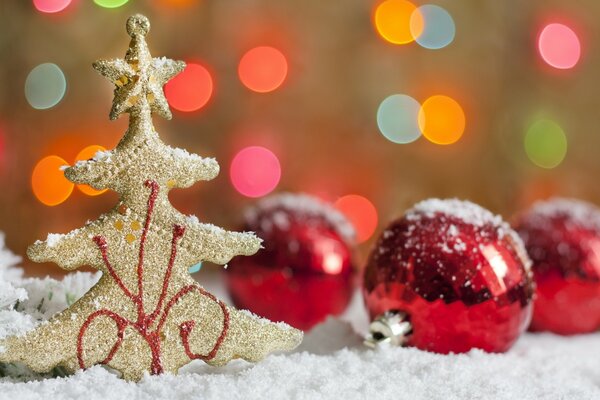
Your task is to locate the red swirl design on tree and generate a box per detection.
[77,180,229,374]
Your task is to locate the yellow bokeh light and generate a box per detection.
[374,0,424,45]
[74,145,108,196]
[32,155,74,206]
[418,95,465,145]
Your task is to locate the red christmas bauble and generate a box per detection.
[363,199,534,354]
[515,198,600,335]
[225,193,355,331]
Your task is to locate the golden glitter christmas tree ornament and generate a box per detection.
[0,14,302,381]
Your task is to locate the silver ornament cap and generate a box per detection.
[364,310,412,348]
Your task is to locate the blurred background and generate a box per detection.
[0,0,599,277]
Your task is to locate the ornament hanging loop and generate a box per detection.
[364,310,412,348]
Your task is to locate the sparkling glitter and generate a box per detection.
[0,15,302,382]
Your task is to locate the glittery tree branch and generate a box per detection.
[0,14,302,381]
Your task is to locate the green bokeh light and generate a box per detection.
[94,0,129,8]
[524,119,567,169]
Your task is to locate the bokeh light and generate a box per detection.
[74,145,108,196]
[32,155,73,206]
[238,46,288,93]
[157,0,198,8]
[33,0,72,13]
[230,146,281,198]
[188,262,203,273]
[25,63,67,110]
[418,95,465,145]
[374,0,423,45]
[335,195,378,243]
[524,119,567,169]
[93,0,129,8]
[165,63,213,112]
[412,5,455,50]
[376,94,422,144]
[538,23,581,70]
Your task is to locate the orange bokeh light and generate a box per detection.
[157,0,198,8]
[74,145,108,196]
[238,46,288,93]
[32,155,74,206]
[335,194,378,243]
[165,63,213,112]
[418,95,465,145]
[374,0,423,45]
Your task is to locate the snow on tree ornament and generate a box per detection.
[0,15,302,381]
[515,198,600,335]
[363,199,534,354]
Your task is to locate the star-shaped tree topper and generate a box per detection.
[93,15,185,120]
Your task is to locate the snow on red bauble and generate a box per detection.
[225,193,356,331]
[363,199,534,354]
[515,198,600,335]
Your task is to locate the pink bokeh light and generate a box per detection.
[538,23,581,70]
[33,0,72,13]
[230,146,281,198]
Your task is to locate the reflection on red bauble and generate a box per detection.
[515,198,600,335]
[364,199,534,354]
[226,193,355,331]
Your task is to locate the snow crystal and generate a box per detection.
[184,216,229,236]
[167,146,210,163]
[153,57,170,68]
[238,309,293,331]
[447,225,458,237]
[403,199,529,265]
[73,150,113,168]
[185,215,200,226]
[245,193,356,243]
[0,233,26,311]
[524,197,600,232]
[0,273,599,399]
[407,198,504,229]
[92,150,113,162]
[1,234,593,399]
[45,234,64,248]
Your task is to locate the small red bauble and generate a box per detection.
[515,198,600,335]
[225,193,355,331]
[363,199,534,354]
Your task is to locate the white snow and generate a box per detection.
[404,199,529,266]
[73,150,113,168]
[245,193,356,243]
[92,150,113,162]
[167,146,214,165]
[523,197,600,232]
[41,229,83,248]
[0,233,26,310]
[45,233,64,248]
[0,233,599,399]
[407,198,505,229]
[153,57,170,68]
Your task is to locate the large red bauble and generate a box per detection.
[364,199,534,354]
[515,198,600,335]
[225,193,355,331]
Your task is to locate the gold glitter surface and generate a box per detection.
[0,15,302,382]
